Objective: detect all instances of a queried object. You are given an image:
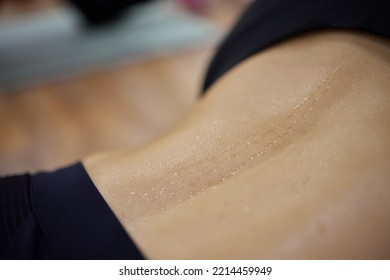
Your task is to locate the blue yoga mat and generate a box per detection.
[0,1,218,92]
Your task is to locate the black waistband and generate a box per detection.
[31,163,144,260]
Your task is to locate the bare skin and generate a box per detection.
[83,30,390,259]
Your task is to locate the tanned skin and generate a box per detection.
[84,30,390,259]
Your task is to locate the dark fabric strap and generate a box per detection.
[203,0,390,92]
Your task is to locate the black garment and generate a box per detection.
[69,0,152,25]
[1,163,143,259]
[0,175,31,254]
[1,0,390,259]
[203,0,390,92]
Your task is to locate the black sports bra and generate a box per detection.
[203,0,390,92]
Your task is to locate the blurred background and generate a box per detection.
[0,0,249,175]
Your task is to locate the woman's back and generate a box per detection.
[85,30,390,258]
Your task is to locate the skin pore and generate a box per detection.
[83,30,390,259]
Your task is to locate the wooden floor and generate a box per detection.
[0,0,246,175]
